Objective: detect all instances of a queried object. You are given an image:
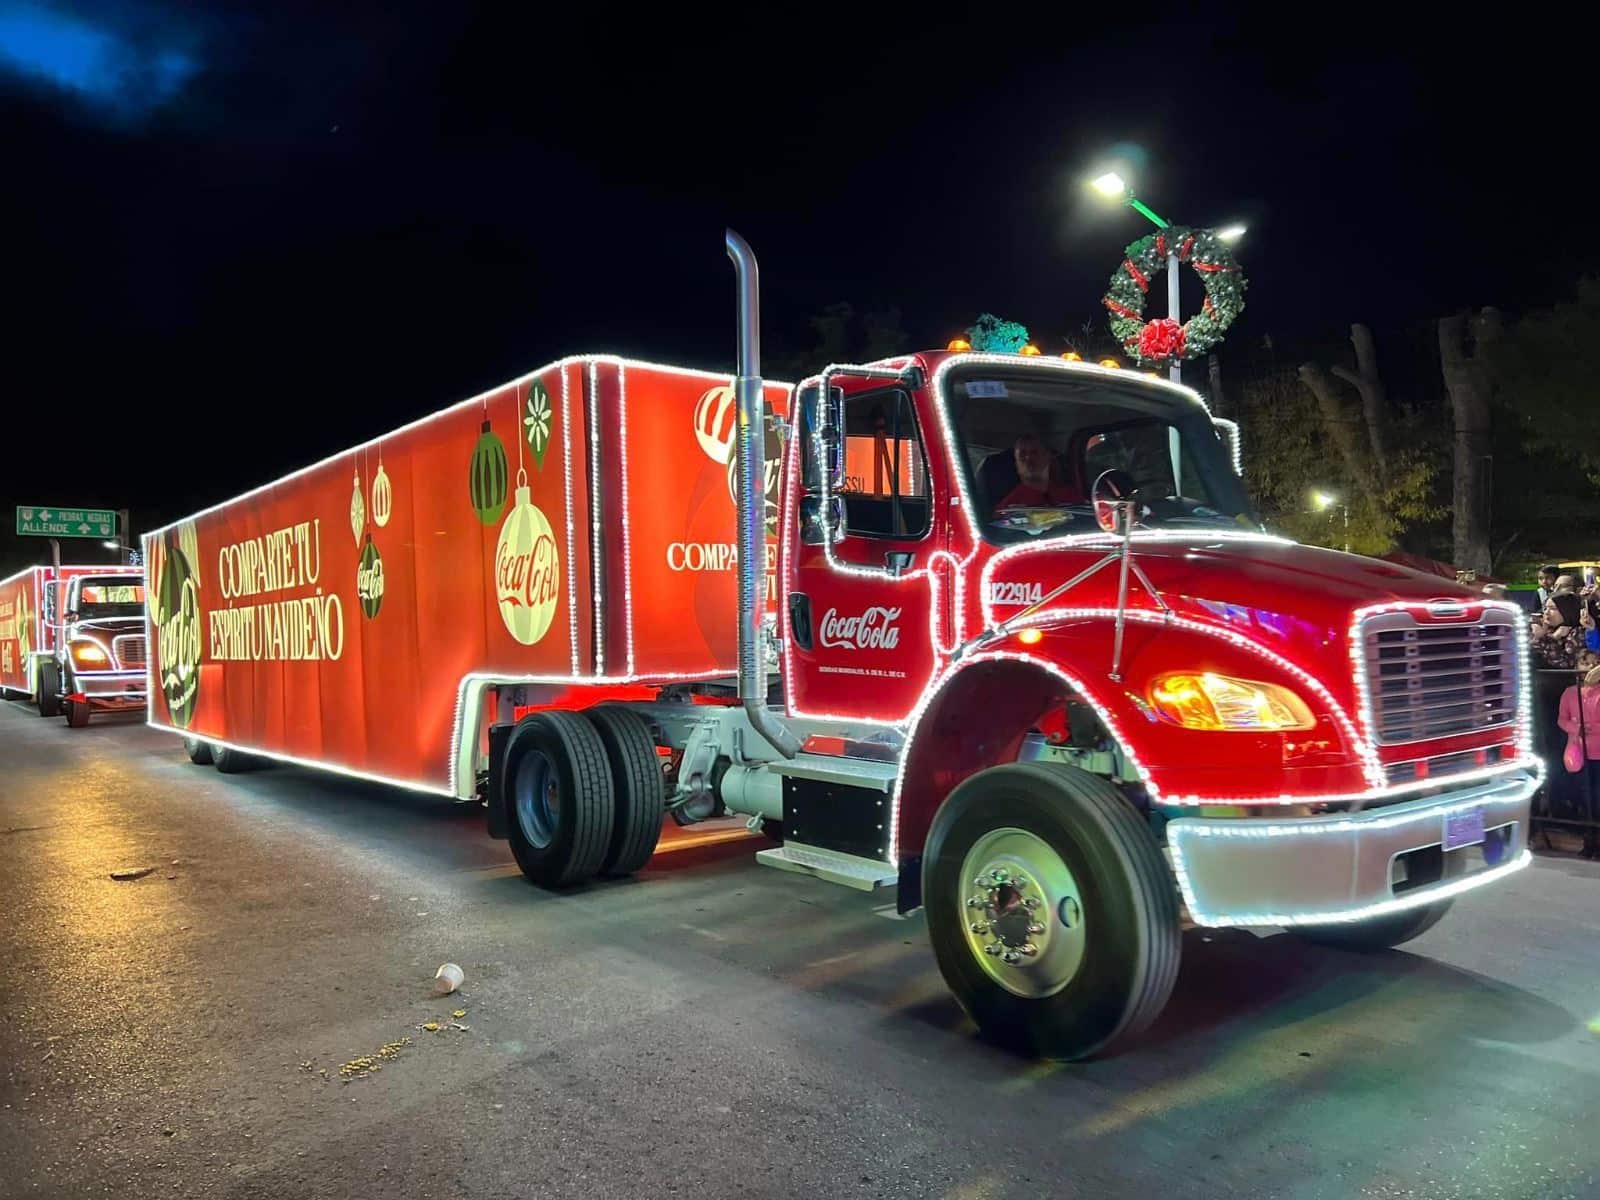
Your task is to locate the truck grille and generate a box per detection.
[114,634,147,670]
[1360,610,1519,745]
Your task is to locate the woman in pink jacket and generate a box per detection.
[1557,664,1600,856]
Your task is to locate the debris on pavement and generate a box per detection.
[339,1037,411,1080]
[451,1009,466,1019]
[434,963,464,994]
[109,867,155,881]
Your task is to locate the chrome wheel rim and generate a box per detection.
[958,826,1086,998]
[514,750,559,850]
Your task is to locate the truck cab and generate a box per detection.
[738,347,1534,1056]
[37,572,148,727]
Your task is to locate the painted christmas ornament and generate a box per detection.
[357,533,384,620]
[471,420,509,525]
[523,382,554,471]
[350,470,366,544]
[371,462,392,527]
[494,482,559,646]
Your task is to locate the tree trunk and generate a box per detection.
[1207,353,1225,416]
[1331,324,1388,475]
[1439,310,1499,578]
[1297,362,1379,501]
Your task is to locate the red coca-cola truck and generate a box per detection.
[1,563,147,726]
[143,233,1538,1059]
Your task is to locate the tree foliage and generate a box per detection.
[1486,277,1600,487]
[1233,362,1445,556]
[966,313,1029,353]
[764,302,908,380]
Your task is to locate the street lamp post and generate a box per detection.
[1089,172,1245,387]
[1312,490,1349,553]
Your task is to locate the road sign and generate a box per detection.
[15,506,120,539]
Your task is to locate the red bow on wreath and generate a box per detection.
[1137,317,1185,361]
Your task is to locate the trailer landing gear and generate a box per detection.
[923,762,1180,1061]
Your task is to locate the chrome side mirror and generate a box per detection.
[801,494,848,545]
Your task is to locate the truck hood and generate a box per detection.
[70,616,146,638]
[986,534,1486,685]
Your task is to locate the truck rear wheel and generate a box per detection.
[37,662,61,718]
[586,706,665,876]
[183,737,214,765]
[212,744,256,774]
[65,698,92,728]
[504,712,615,888]
[922,762,1181,1061]
[1292,900,1451,951]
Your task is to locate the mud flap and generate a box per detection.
[486,721,514,839]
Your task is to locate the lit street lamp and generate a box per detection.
[1088,170,1245,385]
[1311,490,1349,553]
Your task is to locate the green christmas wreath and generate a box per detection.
[1102,226,1247,363]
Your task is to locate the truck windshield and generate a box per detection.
[943,365,1258,542]
[75,580,145,619]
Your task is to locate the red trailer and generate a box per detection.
[1,563,147,725]
[144,233,1539,1059]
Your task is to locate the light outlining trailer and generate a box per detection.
[143,232,1538,1061]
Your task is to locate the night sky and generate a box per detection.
[3,3,1587,573]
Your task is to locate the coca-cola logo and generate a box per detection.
[157,543,202,727]
[818,606,902,651]
[497,532,559,609]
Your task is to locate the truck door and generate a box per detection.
[785,383,943,724]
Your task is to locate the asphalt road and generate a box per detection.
[2,703,1598,1200]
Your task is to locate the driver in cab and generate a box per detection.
[993,434,1082,511]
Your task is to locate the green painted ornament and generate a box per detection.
[357,533,384,620]
[470,419,509,524]
[523,381,554,471]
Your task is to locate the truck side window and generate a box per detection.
[836,390,930,540]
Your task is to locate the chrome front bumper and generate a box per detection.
[72,670,148,707]
[1166,769,1538,928]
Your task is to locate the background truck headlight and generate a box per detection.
[69,641,109,668]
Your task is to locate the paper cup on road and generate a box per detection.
[434,963,464,994]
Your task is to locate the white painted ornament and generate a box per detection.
[494,475,559,646]
[350,470,365,545]
[371,462,392,527]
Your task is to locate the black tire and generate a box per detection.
[37,661,62,718]
[503,711,615,888]
[586,706,665,876]
[923,762,1181,1061]
[212,744,255,774]
[65,698,92,728]
[183,737,214,765]
[1292,900,1451,951]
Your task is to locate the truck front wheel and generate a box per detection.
[923,762,1181,1061]
[1292,900,1451,951]
[65,698,92,728]
[37,662,61,718]
[504,712,616,888]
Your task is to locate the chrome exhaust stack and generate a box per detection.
[726,229,800,759]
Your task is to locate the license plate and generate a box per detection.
[1443,808,1486,851]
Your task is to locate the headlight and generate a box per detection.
[69,641,109,667]
[1148,672,1315,732]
